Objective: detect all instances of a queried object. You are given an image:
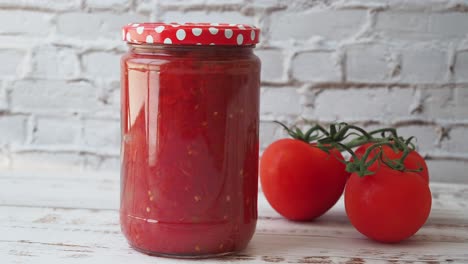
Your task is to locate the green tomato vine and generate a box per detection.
[274,121,421,177]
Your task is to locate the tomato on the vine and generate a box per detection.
[354,143,429,183]
[344,165,432,243]
[260,139,349,221]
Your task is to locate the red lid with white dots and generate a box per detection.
[122,22,260,46]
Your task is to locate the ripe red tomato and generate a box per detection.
[354,143,429,183]
[260,139,349,221]
[345,166,432,243]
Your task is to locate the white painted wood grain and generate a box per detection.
[0,169,119,210]
[1,169,467,263]
[1,206,467,264]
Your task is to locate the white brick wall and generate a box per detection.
[31,46,80,79]
[0,82,8,111]
[0,115,27,146]
[309,88,415,122]
[260,87,302,116]
[33,116,80,145]
[346,44,397,83]
[0,49,26,77]
[161,10,254,24]
[292,51,342,82]
[0,0,467,183]
[56,12,147,40]
[81,51,122,80]
[10,80,99,114]
[0,0,81,11]
[0,10,51,36]
[85,0,130,11]
[269,10,367,42]
[455,51,468,83]
[255,49,285,83]
[440,126,468,153]
[82,118,120,153]
[400,47,449,84]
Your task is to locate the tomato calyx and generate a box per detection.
[344,132,423,177]
[274,121,423,177]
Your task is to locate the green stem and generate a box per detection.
[273,120,419,178]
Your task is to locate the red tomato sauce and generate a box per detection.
[120,45,260,257]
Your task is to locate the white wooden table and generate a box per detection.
[1,169,467,264]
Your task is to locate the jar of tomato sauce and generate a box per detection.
[120,23,261,258]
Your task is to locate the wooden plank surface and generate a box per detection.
[1,169,467,263]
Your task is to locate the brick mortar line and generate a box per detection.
[425,154,468,162]
[2,115,466,127]
[6,79,468,89]
[10,147,119,158]
[158,3,247,12]
[4,111,468,127]
[2,0,459,13]
[260,119,452,126]
[0,4,144,14]
[307,83,468,89]
[7,149,468,163]
[1,38,467,54]
[259,116,468,126]
[261,82,468,89]
[0,5,82,13]
[2,3,468,14]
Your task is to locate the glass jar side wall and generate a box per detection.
[120,44,261,257]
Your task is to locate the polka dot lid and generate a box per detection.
[122,22,260,46]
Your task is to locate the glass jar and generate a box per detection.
[120,23,261,258]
